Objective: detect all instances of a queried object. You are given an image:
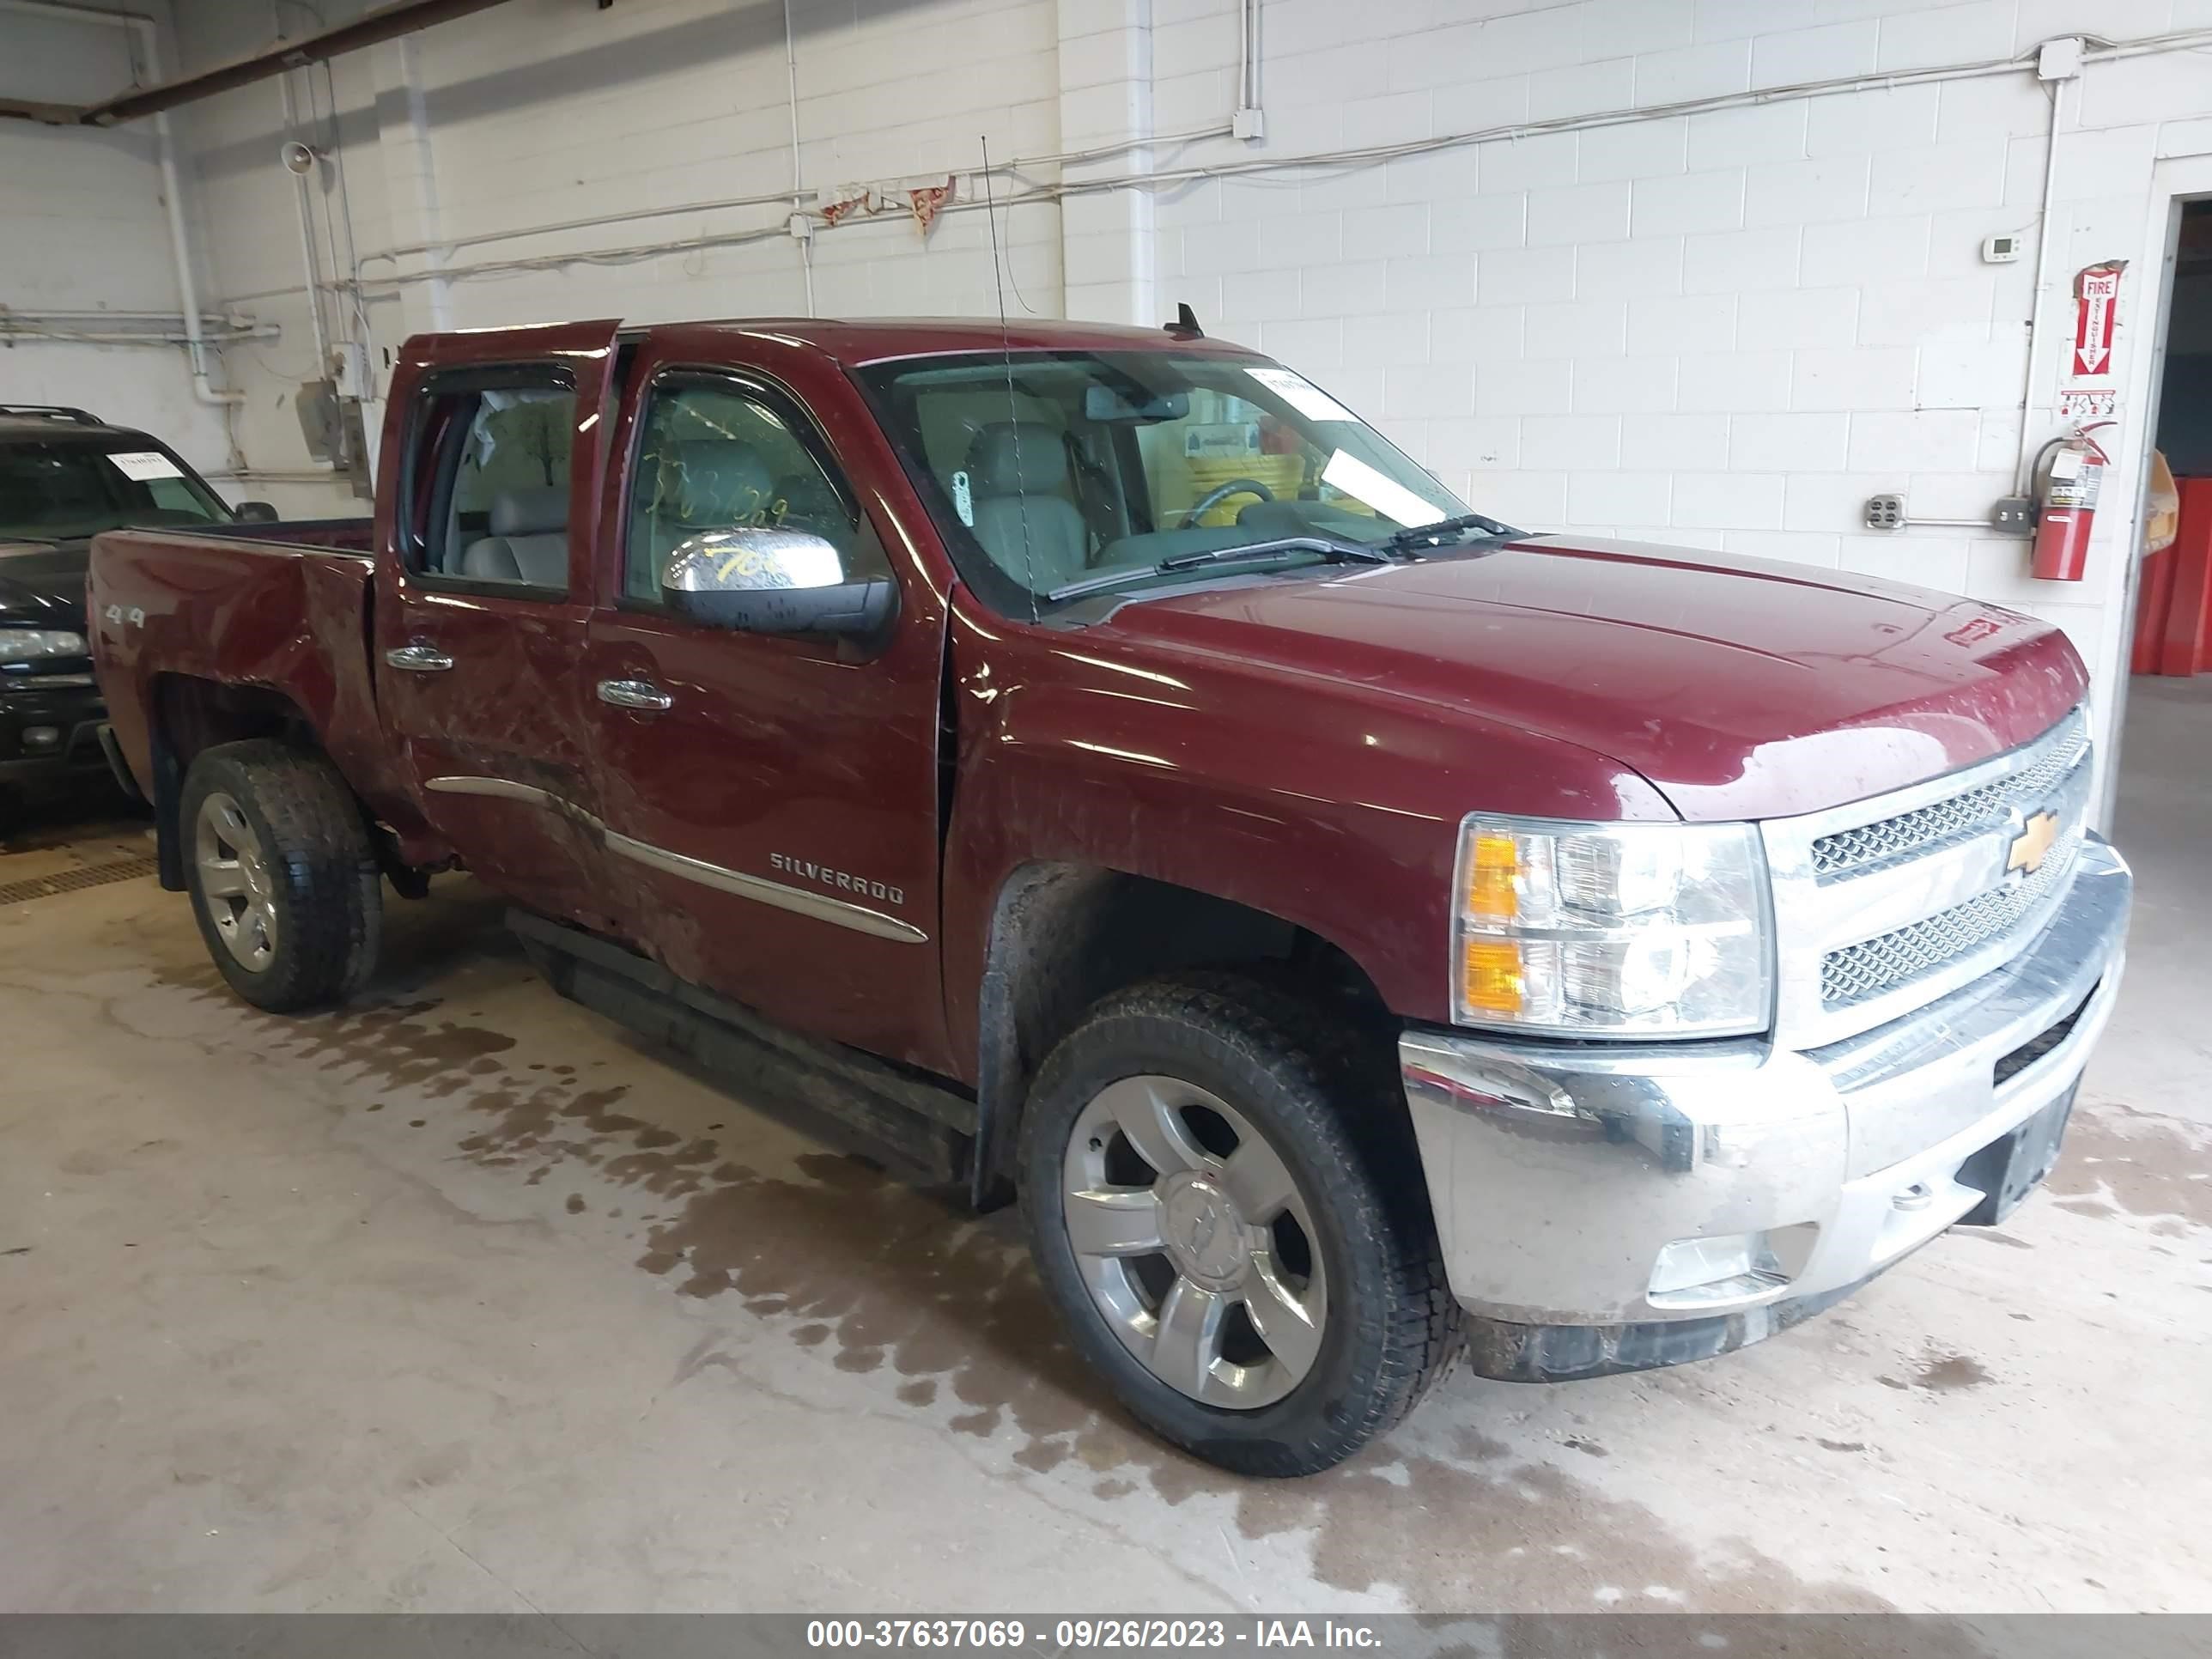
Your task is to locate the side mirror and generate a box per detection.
[234,500,279,524]
[661,526,896,638]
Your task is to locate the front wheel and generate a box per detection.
[180,739,381,1012]
[1018,973,1462,1476]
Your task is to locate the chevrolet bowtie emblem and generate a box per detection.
[2007,810,2061,876]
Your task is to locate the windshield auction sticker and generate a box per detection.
[106,450,185,481]
[1245,366,1357,423]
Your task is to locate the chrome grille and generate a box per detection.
[1811,710,2088,878]
[1820,823,2083,1006]
[1764,704,2097,1047]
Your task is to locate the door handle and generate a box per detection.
[386,641,454,672]
[597,678,672,712]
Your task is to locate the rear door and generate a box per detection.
[373,322,624,929]
[579,337,953,1073]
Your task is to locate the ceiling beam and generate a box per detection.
[0,95,82,125]
[0,0,520,126]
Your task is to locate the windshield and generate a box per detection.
[856,349,1473,613]
[0,441,231,542]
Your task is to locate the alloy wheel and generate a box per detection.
[194,791,277,972]
[1060,1075,1328,1409]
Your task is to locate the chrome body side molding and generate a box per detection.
[422,775,927,945]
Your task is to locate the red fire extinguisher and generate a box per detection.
[2030,422,2115,582]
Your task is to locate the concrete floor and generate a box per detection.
[2,690,2208,1619]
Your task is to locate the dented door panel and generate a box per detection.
[577,331,956,1074]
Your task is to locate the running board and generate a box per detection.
[507,908,976,1187]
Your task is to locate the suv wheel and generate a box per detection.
[1019,973,1462,1476]
[180,739,380,1012]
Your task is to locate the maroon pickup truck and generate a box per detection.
[89,316,2130,1475]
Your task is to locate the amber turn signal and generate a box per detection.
[1463,832,1520,921]
[1461,938,1525,1015]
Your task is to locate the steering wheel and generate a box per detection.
[1178,477,1276,530]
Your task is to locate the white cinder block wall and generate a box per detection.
[20,0,2212,793]
[0,2,231,476]
[1126,0,2212,777]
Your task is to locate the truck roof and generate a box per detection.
[433,315,1263,367]
[0,411,151,443]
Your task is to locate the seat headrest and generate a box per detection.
[966,422,1068,495]
[669,438,775,525]
[490,485,568,538]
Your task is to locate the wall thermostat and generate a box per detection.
[1982,234,2022,264]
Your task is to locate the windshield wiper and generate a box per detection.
[1381,513,1519,555]
[1046,535,1393,604]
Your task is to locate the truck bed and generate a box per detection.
[88,519,409,859]
[190,517,377,553]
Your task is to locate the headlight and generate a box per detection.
[0,629,88,660]
[1451,815,1771,1037]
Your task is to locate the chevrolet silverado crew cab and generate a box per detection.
[88,317,2130,1476]
[0,404,271,820]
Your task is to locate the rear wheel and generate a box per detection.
[1019,973,1462,1476]
[180,740,380,1012]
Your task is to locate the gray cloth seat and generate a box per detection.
[461,486,568,586]
[963,422,1089,592]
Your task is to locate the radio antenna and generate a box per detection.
[981,133,1040,623]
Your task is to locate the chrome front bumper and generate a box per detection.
[1400,836,2131,1382]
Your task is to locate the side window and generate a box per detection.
[405,371,577,592]
[144,476,212,516]
[623,374,884,604]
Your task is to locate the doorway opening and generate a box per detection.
[2132,199,2212,680]
[2100,194,2212,1116]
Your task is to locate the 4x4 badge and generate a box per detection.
[2007,809,2061,876]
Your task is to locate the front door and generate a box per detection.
[374,324,623,930]
[580,361,951,1071]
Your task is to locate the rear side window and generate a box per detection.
[403,367,577,592]
[623,372,884,604]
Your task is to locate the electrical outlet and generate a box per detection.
[1990,496,2036,537]
[1865,494,1906,532]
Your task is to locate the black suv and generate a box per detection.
[0,405,268,811]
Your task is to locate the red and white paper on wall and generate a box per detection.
[908,178,954,238]
[2070,260,2126,377]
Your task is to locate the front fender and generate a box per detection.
[939,606,1675,1071]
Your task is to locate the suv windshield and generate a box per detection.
[858,349,1476,613]
[0,440,231,542]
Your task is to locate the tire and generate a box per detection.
[179,739,381,1012]
[1018,971,1462,1476]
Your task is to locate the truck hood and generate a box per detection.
[1087,535,2087,821]
[0,540,91,631]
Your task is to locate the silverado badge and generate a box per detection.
[2006,809,2061,877]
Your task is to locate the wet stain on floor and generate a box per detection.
[1912,1352,1991,1392]
[105,890,2106,1614]
[2050,1102,2212,1229]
